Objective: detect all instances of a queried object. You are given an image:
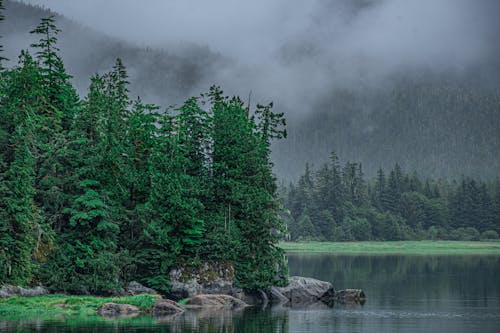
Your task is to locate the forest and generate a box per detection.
[0,8,287,294]
[283,153,500,241]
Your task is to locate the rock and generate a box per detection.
[97,303,140,317]
[275,276,334,304]
[151,299,184,316]
[268,286,289,305]
[335,289,366,301]
[185,294,249,309]
[231,288,268,306]
[169,262,234,299]
[126,281,158,295]
[0,284,48,298]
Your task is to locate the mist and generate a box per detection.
[20,0,500,116]
[4,0,499,180]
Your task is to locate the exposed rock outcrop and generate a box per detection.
[169,262,234,299]
[185,294,249,309]
[0,284,48,298]
[126,281,158,295]
[275,276,334,304]
[151,299,184,316]
[97,303,140,317]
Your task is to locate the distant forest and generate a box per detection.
[282,153,500,241]
[274,82,500,180]
[0,7,287,293]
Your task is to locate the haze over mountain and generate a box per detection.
[4,0,500,180]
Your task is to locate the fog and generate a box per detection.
[20,0,500,116]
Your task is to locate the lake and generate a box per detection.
[1,254,500,332]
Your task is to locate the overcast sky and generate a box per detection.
[20,0,500,113]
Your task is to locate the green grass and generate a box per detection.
[0,293,162,320]
[280,241,500,255]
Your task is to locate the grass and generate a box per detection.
[280,241,500,255]
[0,293,162,320]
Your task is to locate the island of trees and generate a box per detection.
[283,153,500,241]
[0,7,287,294]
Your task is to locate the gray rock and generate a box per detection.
[268,286,289,305]
[335,289,366,301]
[97,303,140,317]
[169,262,234,299]
[0,284,48,298]
[185,294,249,309]
[126,281,158,295]
[275,276,334,304]
[151,299,184,316]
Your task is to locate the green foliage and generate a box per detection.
[0,294,161,318]
[1,15,288,293]
[285,154,498,242]
[0,52,44,285]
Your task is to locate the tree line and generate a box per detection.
[0,9,287,293]
[283,153,500,241]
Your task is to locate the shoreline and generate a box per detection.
[0,294,162,320]
[280,240,500,255]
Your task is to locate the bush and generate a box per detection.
[481,230,499,240]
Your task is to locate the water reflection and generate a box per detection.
[1,255,500,333]
[0,307,289,333]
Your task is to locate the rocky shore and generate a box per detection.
[1,263,365,319]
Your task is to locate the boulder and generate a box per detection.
[268,286,289,305]
[335,289,366,301]
[97,303,140,317]
[126,281,158,295]
[169,262,234,299]
[0,284,48,298]
[185,294,249,309]
[275,276,334,304]
[151,299,184,316]
[231,288,268,306]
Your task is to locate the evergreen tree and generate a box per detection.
[41,73,121,293]
[0,52,43,285]
[342,162,366,207]
[29,17,78,233]
[372,168,386,210]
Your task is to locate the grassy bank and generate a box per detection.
[0,294,161,320]
[280,241,500,255]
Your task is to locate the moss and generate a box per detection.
[175,261,234,284]
[0,294,162,320]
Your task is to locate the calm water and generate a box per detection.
[1,254,500,332]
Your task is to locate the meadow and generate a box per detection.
[280,241,500,255]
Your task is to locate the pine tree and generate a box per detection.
[342,162,366,207]
[0,52,43,285]
[137,110,205,292]
[372,168,386,210]
[40,73,121,293]
[29,17,79,233]
[205,88,287,290]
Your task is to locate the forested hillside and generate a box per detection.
[0,6,287,293]
[283,153,500,241]
[2,0,223,104]
[4,0,500,182]
[274,80,500,180]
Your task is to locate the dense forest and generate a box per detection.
[0,7,287,293]
[283,153,500,241]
